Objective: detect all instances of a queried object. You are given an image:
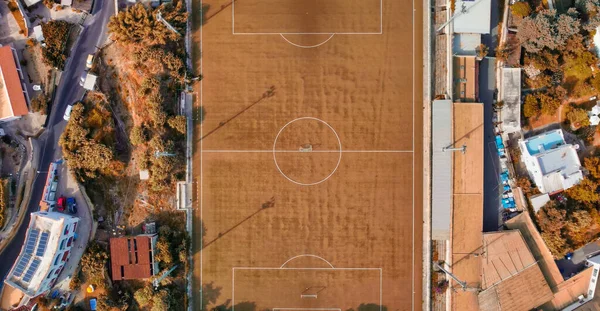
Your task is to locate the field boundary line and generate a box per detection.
[200,150,414,153]
[231,0,383,35]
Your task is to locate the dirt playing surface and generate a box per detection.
[191,0,423,310]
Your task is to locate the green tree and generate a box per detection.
[108,3,183,46]
[511,1,532,17]
[523,94,540,118]
[40,20,72,69]
[80,242,109,285]
[537,93,561,115]
[168,115,187,135]
[134,286,154,307]
[537,202,569,257]
[151,290,169,311]
[130,125,148,145]
[30,94,48,114]
[566,178,600,203]
[517,9,581,53]
[155,237,173,265]
[584,157,600,180]
[567,107,591,127]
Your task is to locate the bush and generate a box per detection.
[523,94,540,118]
[567,107,591,127]
[130,126,147,145]
[41,20,72,69]
[167,115,187,135]
[69,271,82,290]
[511,2,532,18]
[30,94,48,114]
[7,2,18,12]
[80,241,109,286]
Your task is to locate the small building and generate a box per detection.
[452,0,492,34]
[518,129,583,194]
[431,100,452,240]
[83,73,97,91]
[1,212,79,309]
[453,56,478,102]
[0,46,29,123]
[452,33,482,56]
[109,234,158,281]
[478,230,554,311]
[499,68,521,135]
[22,0,41,7]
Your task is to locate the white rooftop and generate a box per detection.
[452,0,492,34]
[5,212,79,297]
[500,68,521,135]
[519,129,583,194]
[452,33,481,56]
[83,74,97,91]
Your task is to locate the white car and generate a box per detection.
[63,104,73,121]
[86,54,94,69]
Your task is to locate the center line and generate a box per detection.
[201,150,414,153]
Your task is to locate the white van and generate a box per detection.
[63,104,73,121]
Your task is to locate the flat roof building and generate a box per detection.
[453,56,478,102]
[499,68,521,135]
[518,129,583,194]
[452,0,492,34]
[109,235,158,281]
[2,212,79,309]
[0,46,29,123]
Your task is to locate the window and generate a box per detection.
[594,268,598,277]
[64,225,69,235]
[46,270,53,279]
[60,239,66,250]
[67,237,73,247]
[54,255,60,266]
[72,222,77,232]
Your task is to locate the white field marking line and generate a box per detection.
[411,0,415,309]
[235,32,382,35]
[279,33,335,49]
[231,0,382,35]
[233,267,382,270]
[200,150,414,153]
[273,309,341,311]
[199,0,204,308]
[273,117,342,186]
[280,254,335,268]
[232,267,383,310]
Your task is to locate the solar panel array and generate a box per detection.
[36,232,49,257]
[13,253,31,277]
[25,229,40,255]
[22,258,41,283]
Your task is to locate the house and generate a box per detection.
[0,46,29,123]
[22,0,41,7]
[452,0,492,34]
[0,212,79,310]
[453,56,478,102]
[518,129,583,194]
[109,234,158,281]
[478,230,554,311]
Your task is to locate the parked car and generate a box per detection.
[67,197,77,214]
[86,54,94,69]
[79,72,87,86]
[57,196,66,212]
[63,104,73,121]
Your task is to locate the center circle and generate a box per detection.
[273,117,342,186]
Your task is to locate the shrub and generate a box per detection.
[167,115,187,135]
[523,94,540,118]
[40,20,72,69]
[30,94,48,115]
[511,2,532,18]
[130,126,147,145]
[567,107,591,127]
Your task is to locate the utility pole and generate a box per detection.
[433,262,480,292]
[156,10,181,36]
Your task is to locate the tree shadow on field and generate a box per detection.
[194,106,206,124]
[213,300,257,311]
[346,303,389,311]
[202,282,222,310]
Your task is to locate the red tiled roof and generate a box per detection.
[109,236,154,280]
[0,46,28,119]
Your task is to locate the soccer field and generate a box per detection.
[191,0,424,310]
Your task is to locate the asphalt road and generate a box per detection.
[481,0,501,232]
[0,0,114,288]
